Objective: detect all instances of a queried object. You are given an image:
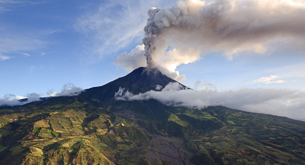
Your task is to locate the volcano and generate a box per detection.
[78,67,185,102]
[0,67,305,165]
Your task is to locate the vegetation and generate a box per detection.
[0,67,305,164]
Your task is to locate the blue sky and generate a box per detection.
[1,0,305,99]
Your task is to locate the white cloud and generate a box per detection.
[155,65,186,81]
[0,93,41,107]
[0,53,10,61]
[0,0,49,12]
[0,0,48,5]
[0,0,21,3]
[75,0,177,60]
[56,83,83,96]
[115,82,305,121]
[0,0,23,3]
[0,33,45,61]
[254,75,285,84]
[113,45,146,72]
[0,83,83,107]
[15,95,26,100]
[47,91,57,97]
[155,85,163,90]
[22,52,30,56]
[45,83,83,97]
[0,6,8,12]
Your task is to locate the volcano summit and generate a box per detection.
[78,67,180,101]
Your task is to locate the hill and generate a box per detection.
[0,67,305,165]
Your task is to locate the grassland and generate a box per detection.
[0,95,305,164]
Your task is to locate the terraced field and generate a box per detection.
[0,102,153,165]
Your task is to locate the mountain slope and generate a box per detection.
[78,67,184,103]
[0,67,305,165]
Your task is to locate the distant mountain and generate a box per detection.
[0,67,305,165]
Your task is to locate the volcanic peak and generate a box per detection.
[78,67,179,102]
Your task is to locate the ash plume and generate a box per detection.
[120,0,305,73]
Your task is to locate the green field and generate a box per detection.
[0,67,305,164]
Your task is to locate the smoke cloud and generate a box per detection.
[115,0,305,78]
[115,82,305,121]
[0,83,83,107]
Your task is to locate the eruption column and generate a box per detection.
[142,7,162,68]
[138,0,305,70]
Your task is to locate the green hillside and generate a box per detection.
[0,67,305,165]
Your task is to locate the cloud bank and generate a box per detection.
[115,0,305,79]
[0,83,83,107]
[115,82,305,121]
[0,93,40,107]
